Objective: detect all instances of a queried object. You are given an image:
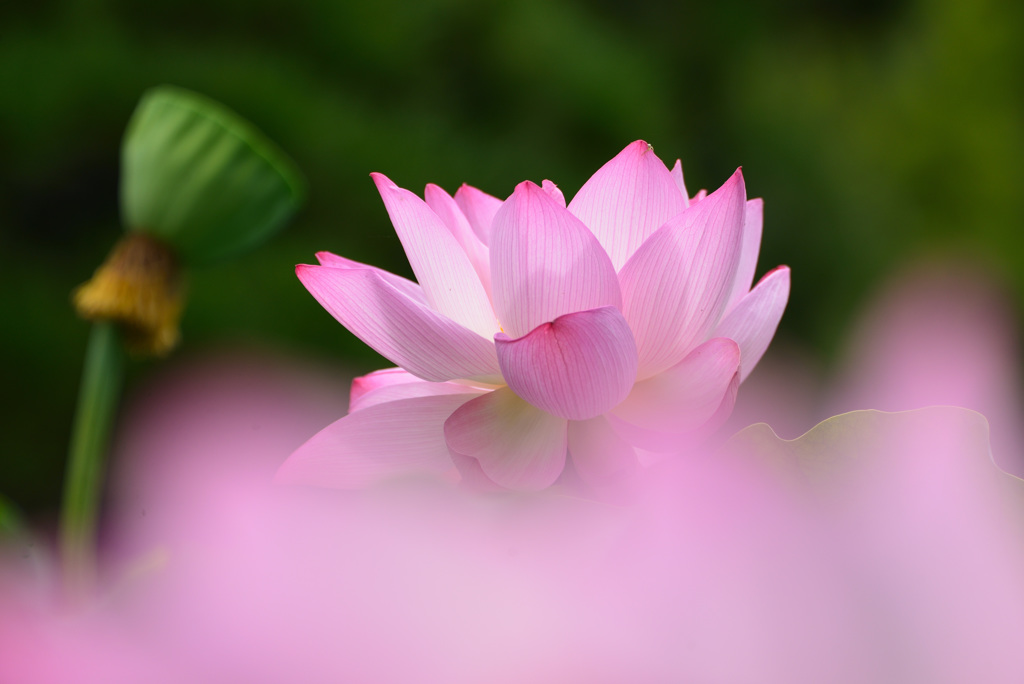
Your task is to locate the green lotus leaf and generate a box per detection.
[120,85,305,264]
[728,407,1024,506]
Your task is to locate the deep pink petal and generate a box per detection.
[297,264,502,382]
[276,393,481,488]
[541,179,566,206]
[444,387,568,491]
[491,181,621,338]
[315,251,427,305]
[371,173,497,337]
[619,169,746,378]
[669,159,691,207]
[453,183,503,246]
[567,416,640,489]
[611,337,740,433]
[567,140,688,270]
[495,306,638,421]
[724,199,764,313]
[349,367,488,413]
[423,183,492,299]
[714,266,790,381]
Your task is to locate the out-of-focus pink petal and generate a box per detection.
[691,189,707,203]
[423,183,492,299]
[371,173,497,337]
[349,367,488,413]
[714,266,790,381]
[454,183,503,246]
[296,264,502,383]
[725,199,764,313]
[349,367,416,410]
[567,416,640,490]
[496,306,638,421]
[669,159,690,207]
[619,169,746,378]
[444,387,568,490]
[315,251,427,306]
[276,393,483,488]
[541,179,566,206]
[568,140,688,270]
[611,337,740,434]
[491,181,621,338]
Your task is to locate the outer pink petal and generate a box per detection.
[423,183,492,299]
[349,367,487,413]
[611,337,740,433]
[454,183,503,246]
[724,199,764,313]
[669,159,691,207]
[444,387,568,491]
[567,416,640,490]
[567,140,688,270]
[297,264,502,383]
[619,169,746,379]
[610,368,740,455]
[276,393,482,488]
[714,266,790,381]
[315,251,427,306]
[541,179,566,206]
[491,181,621,338]
[371,173,497,337]
[496,306,638,421]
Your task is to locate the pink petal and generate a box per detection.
[541,179,566,206]
[609,367,740,454]
[349,367,488,413]
[423,183,492,299]
[567,140,688,270]
[611,337,740,433]
[371,173,497,337]
[297,264,502,383]
[495,306,638,421]
[315,251,427,306]
[714,266,790,381]
[567,416,640,489]
[619,169,747,379]
[444,387,568,490]
[669,159,691,206]
[691,189,707,203]
[724,199,764,313]
[491,181,621,338]
[454,183,503,246]
[276,393,482,488]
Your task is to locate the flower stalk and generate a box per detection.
[59,321,124,598]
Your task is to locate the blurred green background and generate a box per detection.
[2,0,1022,516]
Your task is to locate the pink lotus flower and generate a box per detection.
[280,141,790,491]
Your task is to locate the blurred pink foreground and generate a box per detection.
[2,267,1023,682]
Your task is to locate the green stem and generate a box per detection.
[60,321,124,599]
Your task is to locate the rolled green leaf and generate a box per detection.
[120,85,305,264]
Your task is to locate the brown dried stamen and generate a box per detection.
[73,233,184,356]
